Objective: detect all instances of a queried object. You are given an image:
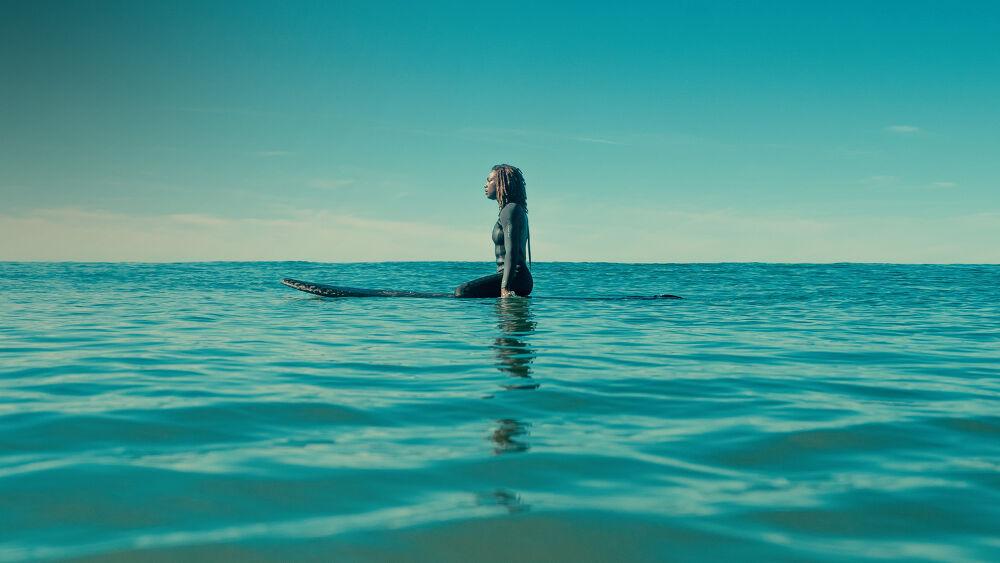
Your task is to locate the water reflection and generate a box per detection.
[488,297,537,457]
[493,297,538,390]
[491,418,530,454]
[475,489,530,513]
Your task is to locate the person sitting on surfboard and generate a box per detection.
[454,164,533,298]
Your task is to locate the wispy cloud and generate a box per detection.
[831,147,882,158]
[306,178,355,190]
[885,125,921,134]
[458,127,628,146]
[566,136,623,145]
[0,207,481,262]
[860,175,901,186]
[370,125,551,150]
[4,206,999,263]
[166,213,231,226]
[170,106,284,118]
[540,205,1000,263]
[861,176,961,191]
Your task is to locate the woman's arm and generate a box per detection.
[500,205,524,293]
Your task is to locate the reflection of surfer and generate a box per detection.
[488,298,536,452]
[481,290,534,516]
[492,298,538,390]
[455,164,532,298]
[475,489,529,513]
[491,418,530,454]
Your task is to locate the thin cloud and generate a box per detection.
[460,127,627,146]
[170,106,284,118]
[885,125,921,134]
[860,175,901,186]
[540,204,1000,263]
[567,136,624,145]
[306,178,355,190]
[832,147,881,158]
[166,213,230,226]
[5,206,1000,263]
[861,176,960,191]
[0,207,481,262]
[380,125,629,148]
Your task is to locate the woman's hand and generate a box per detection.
[500,287,514,298]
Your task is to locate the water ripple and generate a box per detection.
[1,262,999,561]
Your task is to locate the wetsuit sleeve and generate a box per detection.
[500,206,524,290]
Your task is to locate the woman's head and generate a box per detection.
[484,164,527,209]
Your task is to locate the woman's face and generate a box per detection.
[483,170,498,200]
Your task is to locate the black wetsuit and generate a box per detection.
[455,202,533,297]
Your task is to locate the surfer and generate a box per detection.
[455,164,533,298]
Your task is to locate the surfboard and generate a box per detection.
[282,278,682,300]
[281,278,452,298]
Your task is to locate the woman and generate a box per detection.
[455,164,533,298]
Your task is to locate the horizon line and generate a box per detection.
[2,260,997,266]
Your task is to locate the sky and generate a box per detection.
[2,1,998,262]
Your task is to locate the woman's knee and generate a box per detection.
[455,273,501,298]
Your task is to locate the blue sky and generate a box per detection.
[2,1,998,262]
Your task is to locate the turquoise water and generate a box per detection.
[1,262,998,561]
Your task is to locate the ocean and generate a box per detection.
[1,262,998,561]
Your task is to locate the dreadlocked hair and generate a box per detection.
[492,164,527,211]
[491,163,531,266]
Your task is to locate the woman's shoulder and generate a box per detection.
[499,202,527,220]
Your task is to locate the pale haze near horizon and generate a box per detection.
[2,2,998,263]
